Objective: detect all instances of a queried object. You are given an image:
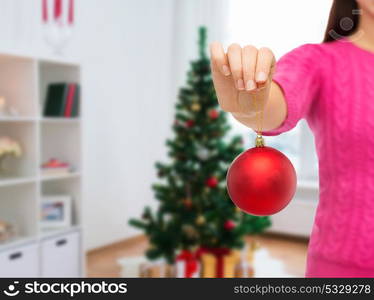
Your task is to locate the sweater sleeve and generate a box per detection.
[262,44,322,136]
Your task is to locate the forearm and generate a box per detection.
[232,82,287,132]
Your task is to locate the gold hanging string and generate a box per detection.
[253,93,265,147]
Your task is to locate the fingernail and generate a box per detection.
[246,80,256,91]
[237,79,245,90]
[256,71,267,83]
[222,65,231,76]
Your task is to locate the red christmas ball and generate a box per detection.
[208,109,219,120]
[223,220,236,231]
[185,120,195,128]
[205,176,218,188]
[227,146,296,216]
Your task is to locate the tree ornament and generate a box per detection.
[208,109,219,120]
[182,198,193,209]
[196,215,206,225]
[183,224,198,239]
[223,220,236,231]
[191,103,201,112]
[185,120,195,128]
[227,145,296,216]
[205,176,218,188]
[196,146,210,160]
[226,95,296,216]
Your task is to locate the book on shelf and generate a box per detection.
[71,84,80,117]
[41,158,73,176]
[44,83,80,118]
[41,167,72,176]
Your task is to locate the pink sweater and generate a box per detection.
[263,39,374,277]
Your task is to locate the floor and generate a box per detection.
[86,234,309,278]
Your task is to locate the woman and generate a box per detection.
[210,0,374,277]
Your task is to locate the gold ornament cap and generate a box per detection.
[255,134,265,147]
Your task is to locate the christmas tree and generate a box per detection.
[129,27,270,264]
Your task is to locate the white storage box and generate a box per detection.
[41,231,80,277]
[0,242,39,277]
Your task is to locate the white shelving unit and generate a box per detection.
[0,52,83,277]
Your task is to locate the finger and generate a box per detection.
[242,45,258,92]
[255,47,275,88]
[210,42,230,76]
[227,43,244,91]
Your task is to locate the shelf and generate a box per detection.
[0,51,80,67]
[0,117,80,123]
[0,236,37,252]
[40,172,81,182]
[0,226,81,252]
[39,57,80,67]
[41,117,80,124]
[0,176,36,187]
[0,116,37,122]
[40,225,81,240]
[0,51,83,276]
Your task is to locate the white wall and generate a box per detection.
[226,0,332,56]
[78,0,176,250]
[0,0,176,250]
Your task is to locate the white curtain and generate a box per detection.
[171,0,229,91]
[0,0,40,52]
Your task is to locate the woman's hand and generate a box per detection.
[210,42,275,118]
[210,42,286,132]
